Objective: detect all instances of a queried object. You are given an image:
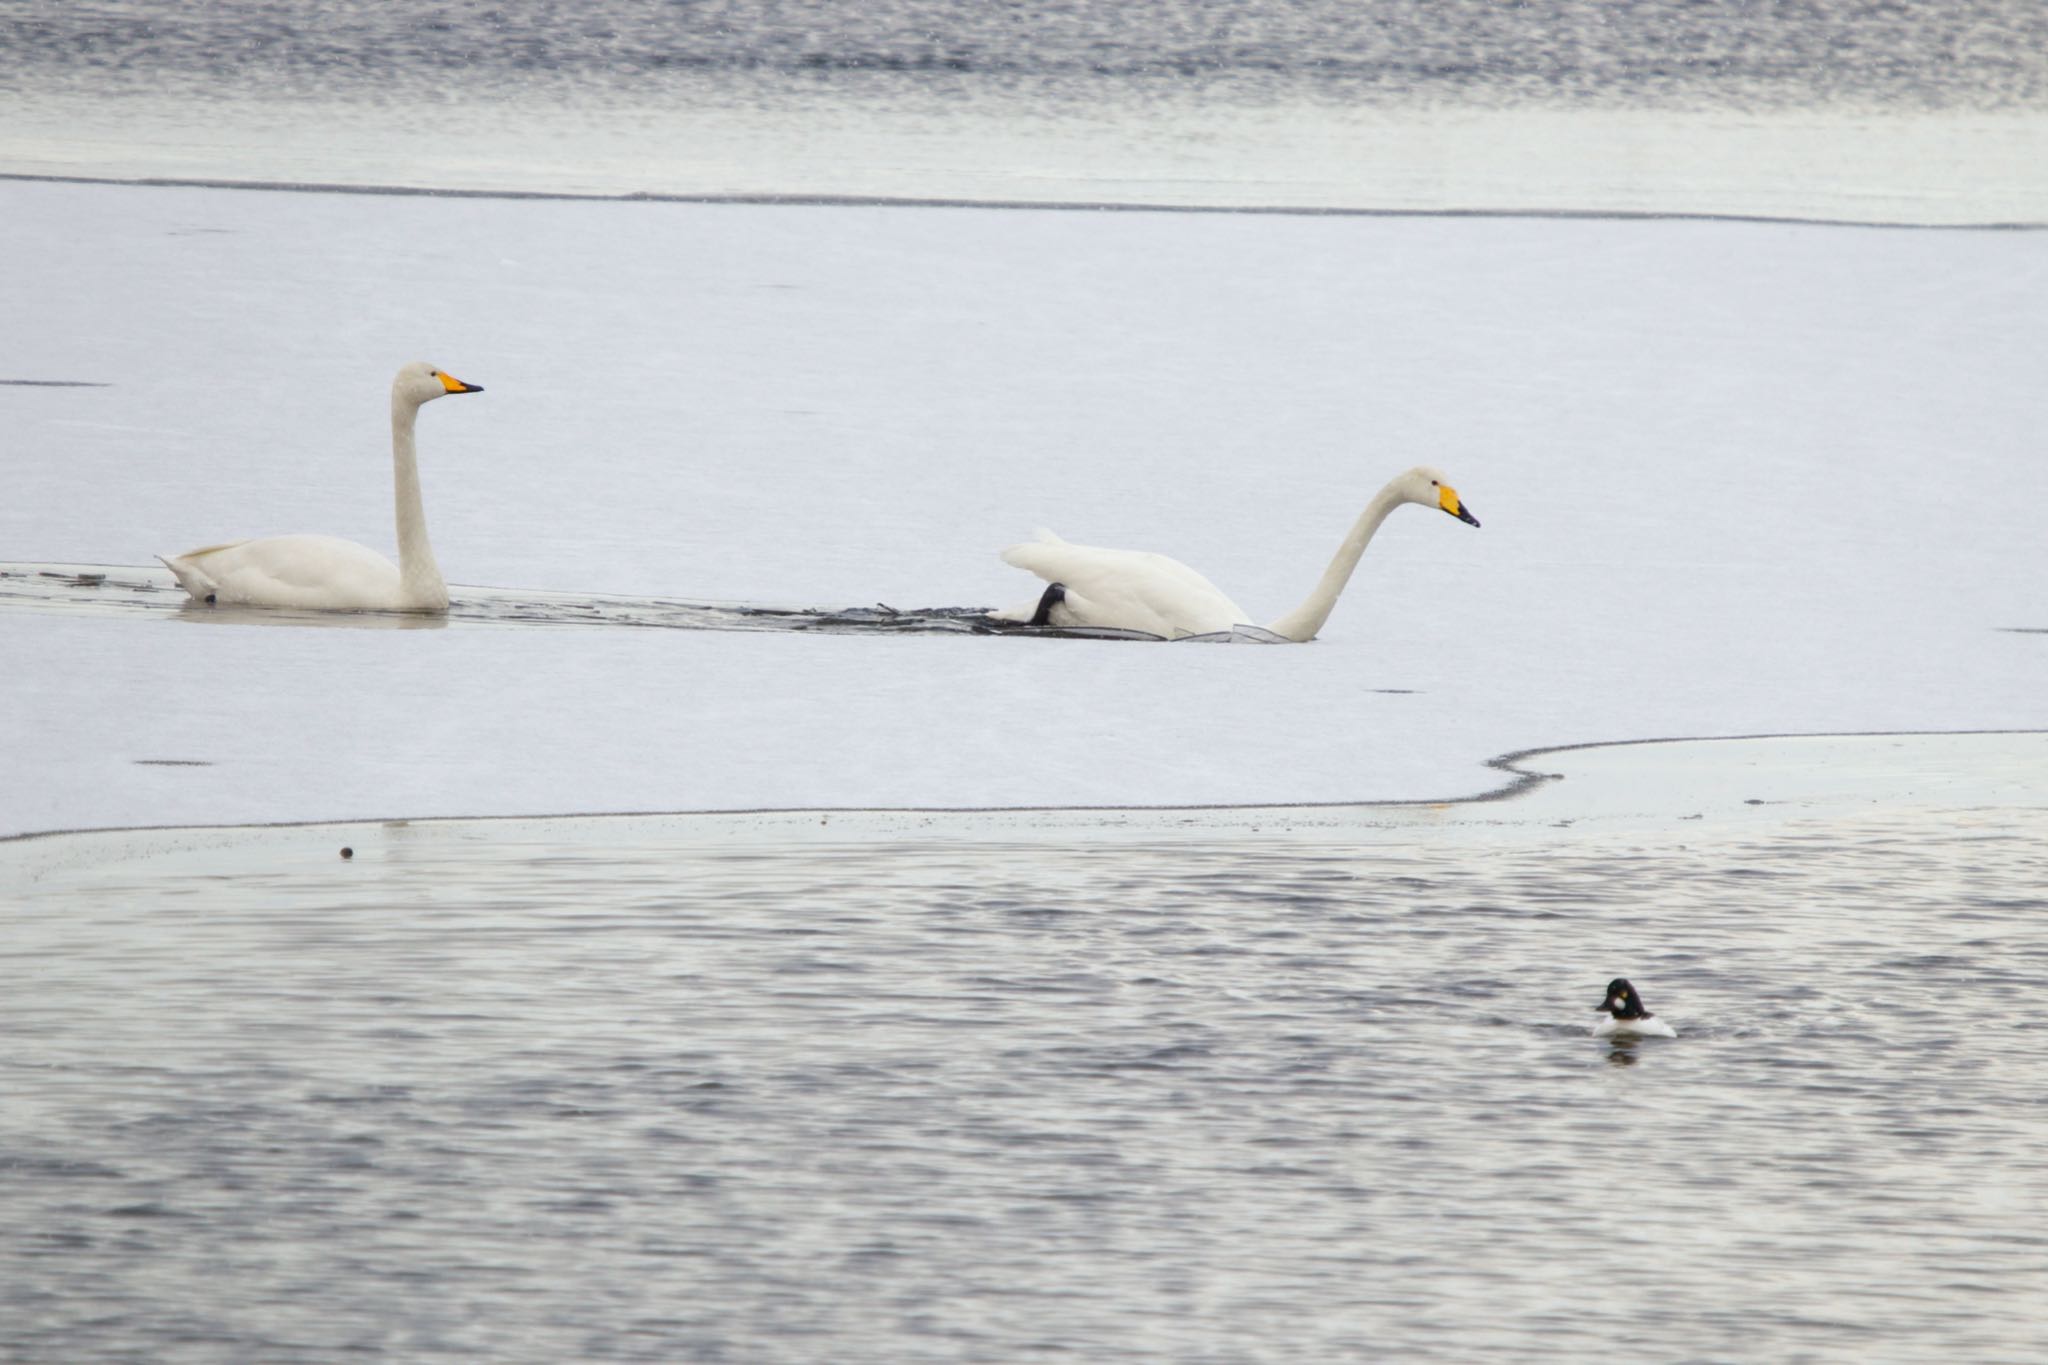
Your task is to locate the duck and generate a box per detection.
[159,361,484,612]
[1592,978,1678,1039]
[988,465,1479,641]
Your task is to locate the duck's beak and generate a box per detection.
[1439,484,1480,527]
[439,371,484,395]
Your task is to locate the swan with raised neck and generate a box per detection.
[159,361,484,612]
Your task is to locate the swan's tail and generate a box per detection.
[998,528,1069,572]
[990,528,1072,621]
[157,549,226,601]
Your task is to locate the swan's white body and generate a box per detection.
[160,362,482,612]
[998,534,1252,639]
[163,533,427,611]
[991,465,1479,641]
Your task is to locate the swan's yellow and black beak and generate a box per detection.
[437,370,484,395]
[1439,484,1480,527]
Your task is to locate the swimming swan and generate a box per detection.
[991,465,1480,641]
[159,361,484,612]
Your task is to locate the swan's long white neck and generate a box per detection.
[390,391,448,610]
[1265,479,1406,643]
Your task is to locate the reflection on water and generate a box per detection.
[0,563,1287,641]
[4,803,2047,1360]
[175,601,449,631]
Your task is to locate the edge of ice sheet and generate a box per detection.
[4,173,2043,231]
[7,100,2047,225]
[7,732,2044,883]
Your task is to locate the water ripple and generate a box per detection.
[5,808,2048,1358]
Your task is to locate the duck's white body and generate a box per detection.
[1592,1014,1678,1040]
[160,362,482,613]
[989,466,1479,642]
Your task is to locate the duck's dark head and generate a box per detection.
[1596,977,1651,1020]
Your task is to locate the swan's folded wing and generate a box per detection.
[168,539,254,563]
[1124,548,1243,600]
[999,538,1250,637]
[166,534,402,607]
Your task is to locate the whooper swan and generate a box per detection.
[991,465,1479,641]
[160,361,484,612]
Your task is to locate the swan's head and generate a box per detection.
[1401,466,1479,528]
[394,360,484,407]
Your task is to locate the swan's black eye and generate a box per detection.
[1430,479,1439,486]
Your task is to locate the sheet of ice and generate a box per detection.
[2,181,2044,838]
[5,94,2046,225]
[14,734,2043,890]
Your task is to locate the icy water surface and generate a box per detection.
[10,0,2045,111]
[0,563,1289,642]
[6,781,2048,1361]
[8,0,2046,219]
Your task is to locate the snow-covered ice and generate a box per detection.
[2,180,2043,838]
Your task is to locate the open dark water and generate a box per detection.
[6,0,2047,111]
[5,803,2048,1361]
